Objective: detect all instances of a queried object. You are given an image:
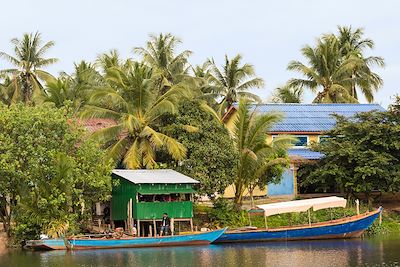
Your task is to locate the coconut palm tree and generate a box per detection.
[230,98,293,207]
[336,26,384,102]
[272,84,303,103]
[81,62,188,169]
[0,32,58,104]
[43,61,103,114]
[134,33,192,95]
[207,54,264,110]
[287,35,363,103]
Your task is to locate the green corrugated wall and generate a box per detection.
[111,176,196,221]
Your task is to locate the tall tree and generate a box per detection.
[272,84,303,103]
[43,61,103,114]
[164,100,238,196]
[0,32,58,104]
[230,99,292,207]
[337,26,384,102]
[287,35,362,103]
[288,27,384,103]
[81,62,188,169]
[207,54,264,110]
[134,33,192,94]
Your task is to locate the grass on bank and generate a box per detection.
[194,199,400,237]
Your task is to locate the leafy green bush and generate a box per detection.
[208,198,248,228]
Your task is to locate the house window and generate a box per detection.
[272,135,308,148]
[318,135,330,144]
[293,136,308,147]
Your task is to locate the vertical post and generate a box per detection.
[355,199,360,215]
[264,211,268,230]
[171,218,174,236]
[153,219,157,237]
[379,212,382,225]
[149,225,152,237]
[190,218,194,232]
[308,209,311,226]
[137,220,141,237]
[248,212,252,227]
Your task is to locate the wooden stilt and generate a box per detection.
[308,209,311,226]
[248,212,252,226]
[264,211,268,229]
[153,219,157,237]
[171,218,174,236]
[190,218,194,232]
[149,225,152,237]
[137,220,141,237]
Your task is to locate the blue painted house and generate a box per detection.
[223,103,385,197]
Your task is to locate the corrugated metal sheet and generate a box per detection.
[288,148,324,160]
[236,103,385,132]
[112,169,200,184]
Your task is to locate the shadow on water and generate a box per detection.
[1,238,400,267]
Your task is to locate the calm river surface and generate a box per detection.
[1,237,399,267]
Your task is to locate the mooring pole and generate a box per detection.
[308,209,311,226]
[355,199,360,215]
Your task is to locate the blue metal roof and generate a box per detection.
[288,148,324,160]
[244,103,385,132]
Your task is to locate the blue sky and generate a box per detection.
[1,0,399,107]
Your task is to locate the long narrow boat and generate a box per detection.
[68,228,226,250]
[214,197,381,244]
[25,238,66,250]
[25,228,226,250]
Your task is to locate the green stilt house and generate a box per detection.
[111,169,199,237]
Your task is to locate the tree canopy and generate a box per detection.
[299,100,400,205]
[163,100,238,196]
[0,105,112,240]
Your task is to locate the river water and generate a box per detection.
[1,237,399,267]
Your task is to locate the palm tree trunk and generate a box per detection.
[233,183,244,210]
[249,188,254,208]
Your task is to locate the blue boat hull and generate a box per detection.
[215,208,381,243]
[25,239,67,250]
[68,228,226,250]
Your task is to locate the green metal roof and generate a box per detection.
[137,188,196,195]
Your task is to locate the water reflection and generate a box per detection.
[1,238,399,267]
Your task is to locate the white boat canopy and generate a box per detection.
[256,196,347,217]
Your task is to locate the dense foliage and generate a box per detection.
[164,100,238,196]
[299,99,400,205]
[0,105,112,241]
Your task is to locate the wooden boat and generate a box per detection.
[67,228,226,250]
[25,238,67,250]
[214,197,381,244]
[25,228,226,250]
